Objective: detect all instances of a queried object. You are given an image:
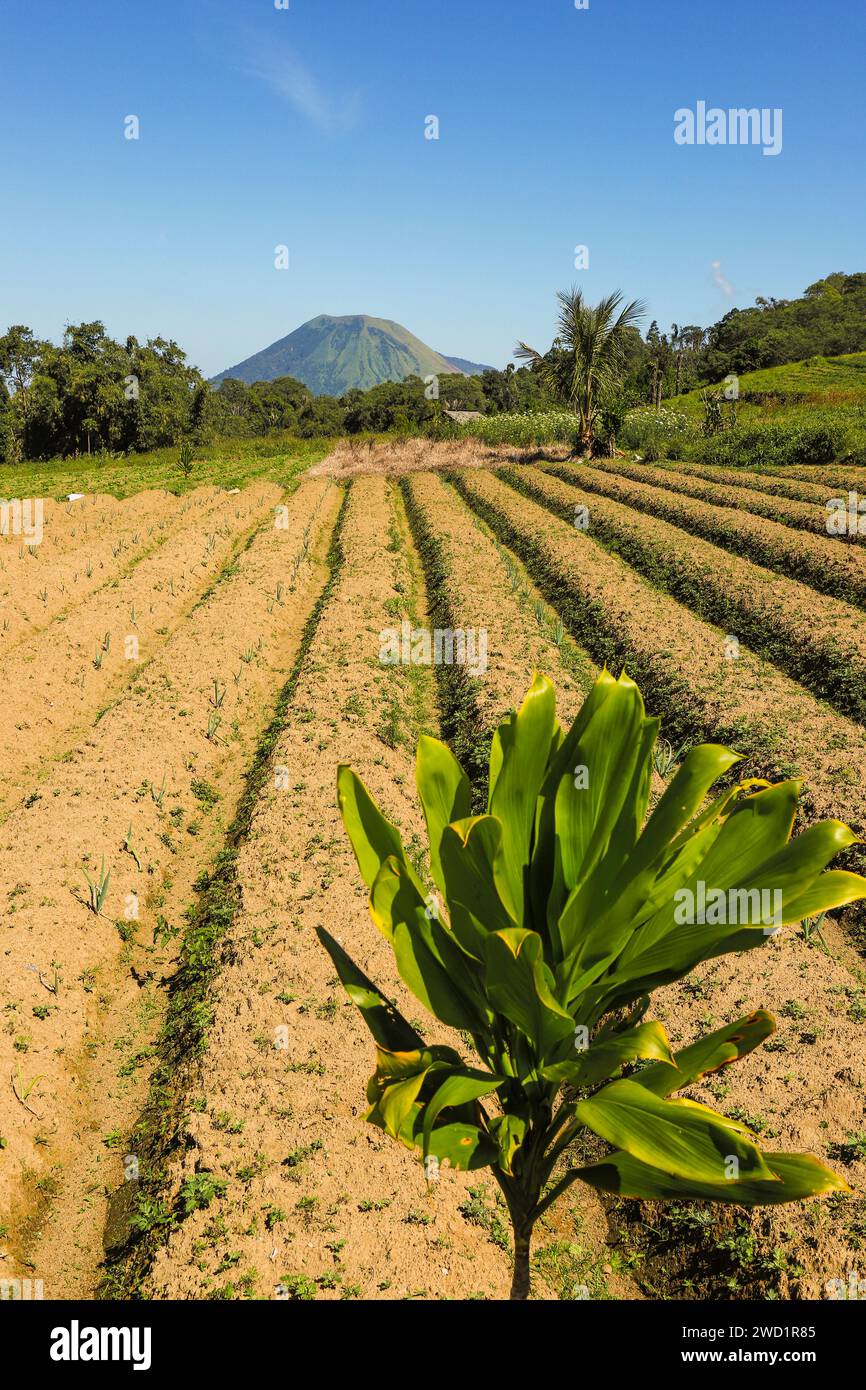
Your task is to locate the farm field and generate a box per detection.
[2,439,865,1303]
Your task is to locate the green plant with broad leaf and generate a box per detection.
[318,672,864,1299]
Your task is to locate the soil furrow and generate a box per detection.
[0,477,340,1298]
[589,458,853,540]
[0,488,222,652]
[0,485,283,816]
[451,468,866,848]
[504,464,866,727]
[118,477,523,1302]
[540,460,866,609]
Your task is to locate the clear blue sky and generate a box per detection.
[1,0,863,378]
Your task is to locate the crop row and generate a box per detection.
[452,468,866,859]
[114,476,519,1302]
[0,486,283,817]
[502,465,866,727]
[2,478,343,1289]
[595,458,847,540]
[0,487,226,652]
[401,470,594,799]
[661,461,840,505]
[540,461,866,610]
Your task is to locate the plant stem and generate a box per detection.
[510,1220,534,1301]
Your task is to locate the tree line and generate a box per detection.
[2,273,864,462]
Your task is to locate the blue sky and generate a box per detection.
[1,0,863,378]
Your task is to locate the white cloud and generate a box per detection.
[711,259,734,298]
[241,37,361,135]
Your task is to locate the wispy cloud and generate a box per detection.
[711,259,734,298]
[240,35,361,135]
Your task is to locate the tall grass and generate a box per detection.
[457,410,579,447]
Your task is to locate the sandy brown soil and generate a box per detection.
[455,468,866,836]
[546,459,866,610]
[0,490,196,651]
[651,922,866,1298]
[139,476,638,1302]
[452,465,866,1298]
[5,441,864,1304]
[0,485,283,817]
[0,478,340,1297]
[402,470,595,731]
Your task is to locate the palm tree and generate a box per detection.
[515,287,645,453]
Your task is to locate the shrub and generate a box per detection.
[320,672,862,1298]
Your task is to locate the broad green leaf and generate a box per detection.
[785,870,866,923]
[635,744,744,876]
[548,675,649,957]
[315,927,424,1053]
[576,1078,778,1185]
[440,817,516,936]
[575,1149,849,1205]
[421,1070,502,1160]
[543,1020,674,1087]
[379,1067,433,1139]
[484,927,574,1060]
[420,1121,498,1170]
[371,858,483,1033]
[416,736,471,896]
[531,669,621,928]
[488,673,557,922]
[337,766,417,892]
[489,1113,528,1176]
[635,1011,776,1097]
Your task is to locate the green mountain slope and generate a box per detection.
[211,314,466,395]
[671,351,866,412]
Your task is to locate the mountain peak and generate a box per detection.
[211,314,474,395]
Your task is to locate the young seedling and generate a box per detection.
[122,825,142,871]
[210,679,226,710]
[322,671,865,1300]
[206,713,222,743]
[93,649,104,670]
[801,912,830,953]
[12,1063,45,1118]
[652,737,690,779]
[152,773,167,808]
[81,858,111,915]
